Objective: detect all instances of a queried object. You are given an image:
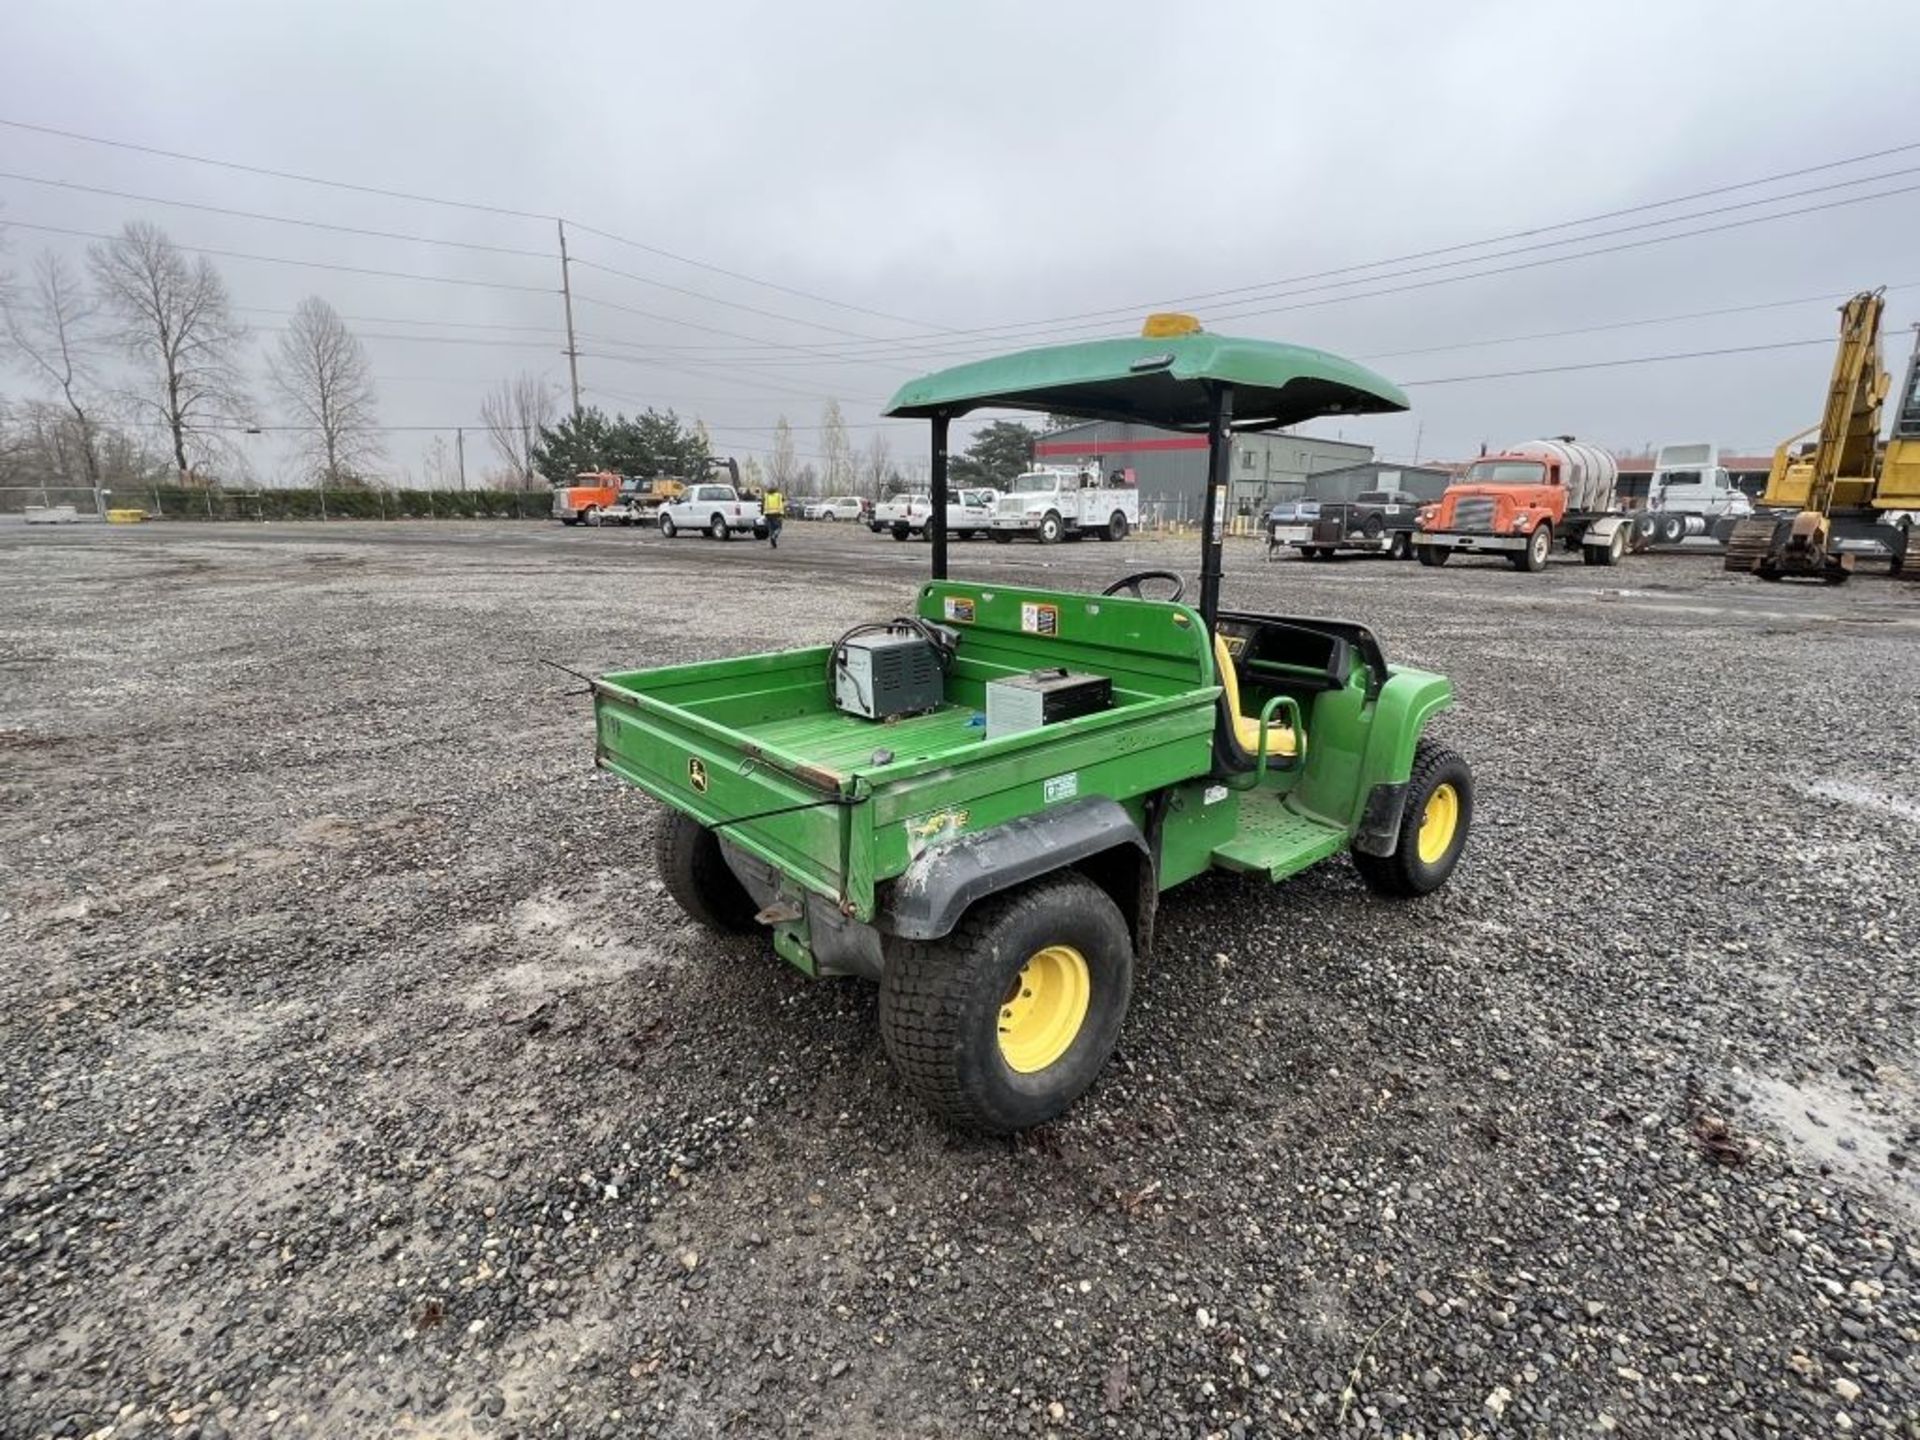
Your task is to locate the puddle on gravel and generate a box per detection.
[1799,778,1920,825]
[1742,1072,1919,1225]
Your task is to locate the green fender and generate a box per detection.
[1351,667,1453,853]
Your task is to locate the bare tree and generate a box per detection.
[3,252,104,486]
[89,221,250,483]
[861,431,893,498]
[269,296,382,487]
[480,372,556,488]
[767,415,798,488]
[820,399,854,496]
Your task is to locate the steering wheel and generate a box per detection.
[1102,570,1187,602]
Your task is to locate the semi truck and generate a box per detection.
[1412,439,1631,571]
[551,470,623,525]
[1629,442,1753,547]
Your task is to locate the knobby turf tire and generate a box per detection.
[1352,737,1473,898]
[656,809,758,933]
[878,871,1132,1134]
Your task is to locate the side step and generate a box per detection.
[1211,794,1349,882]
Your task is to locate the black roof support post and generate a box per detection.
[1198,383,1233,629]
[929,410,950,581]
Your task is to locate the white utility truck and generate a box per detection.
[989,465,1138,543]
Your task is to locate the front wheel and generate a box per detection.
[1352,738,1473,898]
[990,530,1013,544]
[878,872,1133,1134]
[1512,523,1551,572]
[1038,512,1063,544]
[1416,545,1448,567]
[658,515,677,539]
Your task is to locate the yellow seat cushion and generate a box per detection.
[1213,633,1301,757]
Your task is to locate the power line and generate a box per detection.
[640,175,1920,369]
[235,304,563,335]
[1401,336,1836,386]
[564,221,942,332]
[0,115,552,221]
[568,255,885,341]
[587,155,1920,366]
[4,218,557,294]
[0,170,554,259]
[0,113,938,330]
[1357,282,1920,361]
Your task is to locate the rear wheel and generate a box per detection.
[1582,528,1627,566]
[709,514,730,541]
[1352,738,1473,898]
[892,524,910,541]
[1416,545,1448,567]
[659,515,677,539]
[1105,511,1129,541]
[656,810,757,933]
[878,872,1133,1134]
[1389,531,1413,560]
[1656,514,1686,545]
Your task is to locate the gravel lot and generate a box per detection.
[3,518,1917,1440]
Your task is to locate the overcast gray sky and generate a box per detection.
[4,0,1918,483]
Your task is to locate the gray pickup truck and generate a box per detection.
[1284,489,1422,561]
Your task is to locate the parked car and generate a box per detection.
[657,483,765,541]
[805,495,866,521]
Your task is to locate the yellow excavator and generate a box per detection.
[1724,289,1919,582]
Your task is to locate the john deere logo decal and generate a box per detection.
[687,757,708,793]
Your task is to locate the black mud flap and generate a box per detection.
[881,797,1148,942]
[1353,781,1408,857]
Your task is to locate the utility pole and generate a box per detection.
[456,427,467,490]
[557,220,582,419]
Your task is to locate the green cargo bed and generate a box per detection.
[593,582,1223,921]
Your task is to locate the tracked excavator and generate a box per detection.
[1725,290,1919,582]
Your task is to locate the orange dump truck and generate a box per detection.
[1412,439,1632,572]
[551,471,622,526]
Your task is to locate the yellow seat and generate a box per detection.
[1213,633,1302,758]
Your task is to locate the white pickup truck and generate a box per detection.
[875,488,1000,540]
[990,466,1138,543]
[657,483,765,541]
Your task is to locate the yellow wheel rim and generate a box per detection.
[1417,782,1460,865]
[997,945,1091,1074]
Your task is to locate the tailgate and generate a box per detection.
[593,674,860,911]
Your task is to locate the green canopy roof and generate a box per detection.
[883,328,1408,431]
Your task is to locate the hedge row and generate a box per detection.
[129,487,552,521]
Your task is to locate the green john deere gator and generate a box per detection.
[592,314,1473,1133]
